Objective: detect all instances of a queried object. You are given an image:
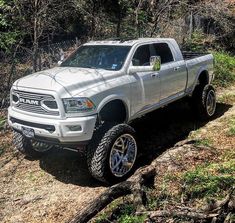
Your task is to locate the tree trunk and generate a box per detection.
[116,14,121,37]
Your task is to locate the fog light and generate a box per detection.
[67,125,82,131]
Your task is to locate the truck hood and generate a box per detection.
[14,67,115,97]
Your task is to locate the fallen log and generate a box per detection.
[68,166,156,223]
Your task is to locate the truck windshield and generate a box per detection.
[61,45,131,71]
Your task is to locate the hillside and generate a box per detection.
[0,84,234,222]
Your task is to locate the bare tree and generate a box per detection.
[13,0,74,71]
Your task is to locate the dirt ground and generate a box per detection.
[0,86,234,223]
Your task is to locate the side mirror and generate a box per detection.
[150,56,161,71]
[129,65,154,74]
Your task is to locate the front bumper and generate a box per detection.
[8,107,97,145]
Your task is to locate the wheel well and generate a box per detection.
[198,70,209,86]
[99,100,127,123]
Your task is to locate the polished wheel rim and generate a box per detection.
[206,90,216,116]
[109,134,137,177]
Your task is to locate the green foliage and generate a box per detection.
[118,214,145,223]
[227,117,235,136]
[194,138,212,147]
[183,161,235,199]
[213,51,235,87]
[182,30,207,52]
[116,203,145,223]
[0,32,20,52]
[0,0,21,51]
[95,203,145,223]
[182,31,235,89]
[218,93,235,104]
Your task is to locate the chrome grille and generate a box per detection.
[12,90,60,116]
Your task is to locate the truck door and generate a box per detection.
[130,44,161,112]
[152,43,187,101]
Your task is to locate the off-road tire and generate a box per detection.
[191,84,216,120]
[13,130,52,158]
[86,123,137,184]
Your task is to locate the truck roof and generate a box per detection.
[84,38,175,46]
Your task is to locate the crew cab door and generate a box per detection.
[152,43,187,101]
[129,44,161,113]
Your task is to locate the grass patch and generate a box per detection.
[213,51,235,87]
[95,203,146,223]
[218,93,235,104]
[227,117,235,136]
[194,138,212,147]
[182,160,235,199]
[116,203,145,223]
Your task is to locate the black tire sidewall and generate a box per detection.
[202,85,216,118]
[191,84,216,120]
[103,125,137,184]
[87,124,138,184]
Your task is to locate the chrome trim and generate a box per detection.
[12,90,60,116]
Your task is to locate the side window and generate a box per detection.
[153,43,174,64]
[132,44,151,66]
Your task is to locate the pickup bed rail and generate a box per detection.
[182,51,208,60]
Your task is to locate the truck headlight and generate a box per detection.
[62,98,95,113]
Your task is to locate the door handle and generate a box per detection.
[151,73,158,78]
[174,66,181,71]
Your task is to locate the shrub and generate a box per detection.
[213,51,235,87]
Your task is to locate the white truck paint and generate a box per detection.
[8,38,214,145]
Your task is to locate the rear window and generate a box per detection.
[153,43,174,64]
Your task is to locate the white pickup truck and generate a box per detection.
[8,38,216,183]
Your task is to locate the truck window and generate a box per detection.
[132,44,151,66]
[153,43,174,64]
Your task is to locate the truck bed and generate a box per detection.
[182,51,208,60]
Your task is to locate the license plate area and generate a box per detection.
[22,126,35,138]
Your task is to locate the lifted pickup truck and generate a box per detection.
[8,38,216,183]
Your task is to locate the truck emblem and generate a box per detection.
[19,98,40,106]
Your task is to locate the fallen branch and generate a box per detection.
[202,187,235,212]
[137,188,235,221]
[136,210,218,220]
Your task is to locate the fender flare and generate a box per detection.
[97,94,130,122]
[191,66,209,93]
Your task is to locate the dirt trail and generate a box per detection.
[0,86,234,223]
[0,148,106,222]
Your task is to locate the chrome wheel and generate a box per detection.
[109,134,137,177]
[206,89,216,116]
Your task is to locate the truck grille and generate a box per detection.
[12,90,60,116]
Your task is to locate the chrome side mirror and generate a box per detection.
[150,56,161,71]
